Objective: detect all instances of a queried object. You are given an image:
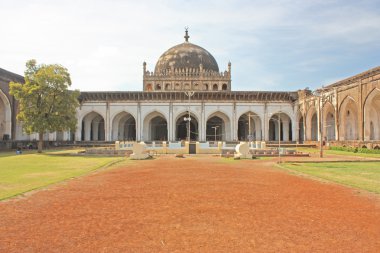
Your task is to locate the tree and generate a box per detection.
[10,60,80,153]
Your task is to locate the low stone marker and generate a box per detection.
[234,142,252,159]
[130,142,150,160]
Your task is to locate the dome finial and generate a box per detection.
[184,26,190,42]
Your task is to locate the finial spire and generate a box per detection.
[184,26,190,42]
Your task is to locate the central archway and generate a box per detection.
[206,116,223,141]
[176,112,199,141]
[206,111,231,141]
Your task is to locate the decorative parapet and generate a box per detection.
[79,91,298,103]
[144,68,230,79]
[143,61,232,91]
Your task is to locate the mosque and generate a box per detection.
[1,30,380,149]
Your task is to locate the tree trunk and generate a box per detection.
[38,132,43,153]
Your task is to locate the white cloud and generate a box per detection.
[0,0,379,91]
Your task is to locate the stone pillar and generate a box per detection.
[137,102,141,141]
[233,102,237,141]
[119,121,124,141]
[258,117,262,141]
[84,119,91,141]
[264,104,269,141]
[105,102,110,141]
[359,81,364,141]
[283,119,289,141]
[303,113,306,142]
[112,120,118,141]
[75,113,82,141]
[200,102,206,141]
[334,88,339,141]
[92,122,98,141]
[169,102,174,141]
[293,104,298,142]
[275,121,279,141]
[317,97,321,141]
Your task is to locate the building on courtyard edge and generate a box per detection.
[1,30,380,149]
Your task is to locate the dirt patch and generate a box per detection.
[0,156,379,252]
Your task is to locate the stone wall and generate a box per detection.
[299,66,380,145]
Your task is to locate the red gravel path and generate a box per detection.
[0,156,379,252]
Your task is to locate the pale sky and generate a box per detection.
[1,0,379,92]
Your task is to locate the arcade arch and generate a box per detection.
[268,112,292,141]
[0,90,11,140]
[206,111,231,141]
[297,113,305,143]
[143,111,167,141]
[323,102,336,141]
[339,96,358,140]
[175,112,199,141]
[237,112,262,141]
[81,112,105,141]
[306,107,318,141]
[364,89,380,140]
[111,112,136,141]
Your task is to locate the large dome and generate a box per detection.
[154,41,219,74]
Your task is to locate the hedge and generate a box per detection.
[330,146,380,154]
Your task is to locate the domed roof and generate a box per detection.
[154,31,219,74]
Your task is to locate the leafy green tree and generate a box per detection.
[10,60,80,153]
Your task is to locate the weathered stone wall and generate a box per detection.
[299,66,380,148]
[0,68,24,140]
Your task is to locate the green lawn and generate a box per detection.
[0,150,124,200]
[296,147,380,158]
[281,162,380,194]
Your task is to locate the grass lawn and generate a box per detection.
[0,150,124,200]
[296,147,380,158]
[281,162,380,194]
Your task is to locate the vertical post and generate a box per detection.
[212,126,219,142]
[248,112,251,140]
[188,109,191,142]
[278,113,281,163]
[184,91,195,142]
[320,92,324,158]
[314,88,325,158]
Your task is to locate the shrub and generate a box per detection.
[330,146,380,154]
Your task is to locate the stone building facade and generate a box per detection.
[0,31,379,148]
[0,68,24,141]
[77,91,297,142]
[298,66,380,148]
